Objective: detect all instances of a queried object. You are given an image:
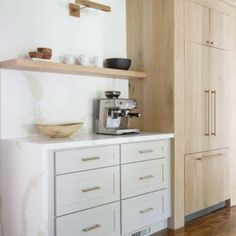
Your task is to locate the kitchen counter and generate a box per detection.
[4,132,174,150]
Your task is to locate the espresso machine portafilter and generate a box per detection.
[96,91,141,135]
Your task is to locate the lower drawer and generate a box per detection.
[56,202,120,236]
[56,166,120,216]
[122,190,170,235]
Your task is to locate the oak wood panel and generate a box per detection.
[230,6,236,207]
[127,0,184,229]
[210,9,231,50]
[185,149,230,215]
[0,59,146,80]
[185,1,210,46]
[209,48,230,150]
[184,43,211,154]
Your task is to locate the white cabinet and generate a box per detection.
[54,139,171,236]
[0,134,172,236]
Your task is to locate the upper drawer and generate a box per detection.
[121,140,168,164]
[55,145,119,175]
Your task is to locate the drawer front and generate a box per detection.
[56,202,120,236]
[121,140,168,164]
[185,149,230,215]
[122,159,167,199]
[122,190,170,235]
[55,145,119,175]
[56,167,120,216]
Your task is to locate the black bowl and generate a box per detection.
[104,58,132,70]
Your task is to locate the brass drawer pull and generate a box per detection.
[197,153,224,161]
[82,224,101,232]
[82,186,101,193]
[211,90,216,136]
[82,157,101,161]
[139,175,154,180]
[139,149,154,154]
[205,90,210,136]
[140,207,154,214]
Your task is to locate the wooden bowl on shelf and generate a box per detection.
[35,122,83,138]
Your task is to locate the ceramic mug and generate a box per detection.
[59,55,76,64]
[90,56,104,68]
[76,54,90,66]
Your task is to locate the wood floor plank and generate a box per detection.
[153,207,236,236]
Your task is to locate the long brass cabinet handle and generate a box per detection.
[82,186,101,193]
[82,157,101,161]
[205,90,210,136]
[211,90,216,136]
[197,153,224,161]
[139,175,154,180]
[140,207,154,214]
[82,224,101,232]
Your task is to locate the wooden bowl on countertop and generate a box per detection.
[36,122,83,138]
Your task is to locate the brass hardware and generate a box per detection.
[82,156,100,161]
[139,149,154,154]
[82,186,101,193]
[206,40,210,44]
[211,90,216,136]
[140,207,154,214]
[82,224,101,232]
[139,175,154,180]
[205,90,210,136]
[197,153,223,161]
[69,0,111,18]
[210,41,214,45]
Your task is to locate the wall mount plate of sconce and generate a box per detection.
[69,0,111,18]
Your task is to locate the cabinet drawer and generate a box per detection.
[121,159,167,199]
[56,167,120,216]
[185,149,230,215]
[56,202,120,236]
[122,190,170,235]
[121,140,168,164]
[55,145,119,174]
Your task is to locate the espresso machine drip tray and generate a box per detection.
[99,129,140,135]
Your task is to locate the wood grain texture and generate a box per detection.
[75,0,111,12]
[0,59,146,80]
[185,149,230,215]
[127,0,184,229]
[153,207,236,236]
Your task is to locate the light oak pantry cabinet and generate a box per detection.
[0,134,173,236]
[127,0,236,229]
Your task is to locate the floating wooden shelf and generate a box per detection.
[69,0,111,18]
[0,59,147,80]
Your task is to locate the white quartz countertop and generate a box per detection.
[5,132,174,150]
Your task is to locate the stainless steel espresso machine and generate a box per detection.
[96,91,141,135]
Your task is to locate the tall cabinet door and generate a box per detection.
[210,9,231,50]
[184,42,210,154]
[210,48,230,150]
[185,1,210,46]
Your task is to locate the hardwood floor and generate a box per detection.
[153,207,236,236]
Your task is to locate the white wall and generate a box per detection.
[0,0,128,138]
